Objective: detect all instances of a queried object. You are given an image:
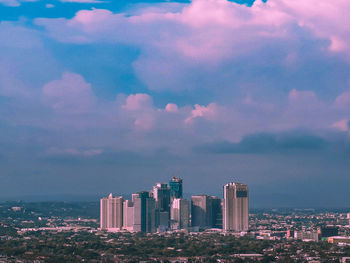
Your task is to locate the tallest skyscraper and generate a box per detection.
[223,182,249,232]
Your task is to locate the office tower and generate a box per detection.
[132,191,156,233]
[123,200,134,231]
[211,196,222,228]
[169,177,183,199]
[153,183,171,230]
[153,183,171,213]
[171,198,190,230]
[223,182,249,232]
[191,195,212,229]
[191,195,221,229]
[100,194,123,230]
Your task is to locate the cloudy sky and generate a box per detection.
[0,0,350,207]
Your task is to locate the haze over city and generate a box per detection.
[0,0,350,208]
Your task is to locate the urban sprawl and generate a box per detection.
[0,178,350,262]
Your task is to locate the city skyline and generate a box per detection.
[100,177,248,233]
[1,0,350,208]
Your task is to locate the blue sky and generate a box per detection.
[0,0,350,207]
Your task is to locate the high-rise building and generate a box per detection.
[191,195,209,228]
[171,198,190,230]
[123,200,134,231]
[153,183,171,230]
[100,194,123,230]
[153,183,171,213]
[132,191,156,233]
[169,177,183,199]
[223,182,249,232]
[191,195,222,229]
[210,196,222,229]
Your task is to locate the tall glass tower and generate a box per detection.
[169,176,183,199]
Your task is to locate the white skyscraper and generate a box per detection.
[223,182,249,232]
[171,198,190,230]
[100,194,123,230]
[123,199,134,231]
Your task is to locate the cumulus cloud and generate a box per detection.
[185,103,218,123]
[35,0,350,58]
[165,103,178,113]
[277,0,350,56]
[33,0,350,96]
[122,93,153,111]
[42,72,96,114]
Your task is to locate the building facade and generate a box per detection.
[123,199,134,231]
[171,198,190,230]
[133,191,156,233]
[100,194,123,230]
[223,182,249,232]
[191,195,221,229]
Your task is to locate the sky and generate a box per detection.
[0,0,350,207]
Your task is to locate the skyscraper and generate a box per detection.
[191,195,221,229]
[210,196,222,229]
[223,182,249,232]
[100,194,123,230]
[123,199,134,231]
[169,177,183,199]
[132,191,156,233]
[153,183,171,213]
[153,183,171,230]
[171,198,190,230]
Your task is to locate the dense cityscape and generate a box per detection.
[100,178,248,233]
[2,0,350,261]
[0,178,349,262]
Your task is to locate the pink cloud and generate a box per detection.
[42,72,96,114]
[134,114,155,130]
[278,0,350,56]
[165,103,178,113]
[36,0,350,63]
[331,119,349,132]
[185,103,218,123]
[122,93,153,111]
